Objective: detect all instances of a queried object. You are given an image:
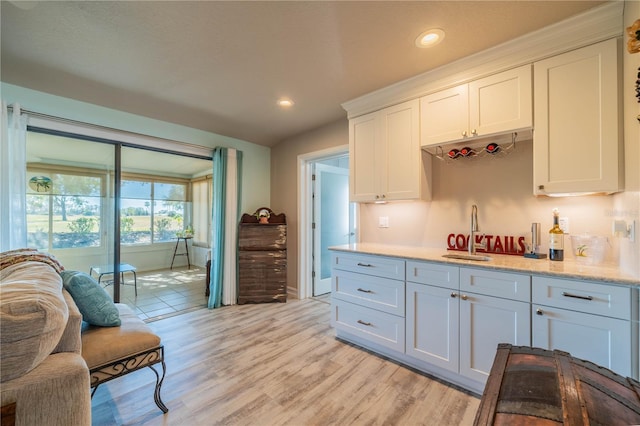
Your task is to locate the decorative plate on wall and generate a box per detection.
[28,175,52,192]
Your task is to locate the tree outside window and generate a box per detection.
[121,179,187,245]
[26,171,102,250]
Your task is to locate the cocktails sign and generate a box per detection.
[447,233,526,256]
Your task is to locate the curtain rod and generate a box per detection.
[6,104,214,159]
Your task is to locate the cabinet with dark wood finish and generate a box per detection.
[238,208,287,304]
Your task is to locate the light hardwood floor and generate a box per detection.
[91,298,480,426]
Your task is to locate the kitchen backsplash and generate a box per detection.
[359,140,637,270]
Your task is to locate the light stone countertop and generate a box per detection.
[330,243,640,287]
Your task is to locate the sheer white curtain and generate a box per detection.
[192,176,212,247]
[0,102,28,251]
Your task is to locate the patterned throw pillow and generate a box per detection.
[60,271,121,327]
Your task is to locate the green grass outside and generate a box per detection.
[27,214,182,233]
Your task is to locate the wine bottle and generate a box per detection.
[549,208,564,261]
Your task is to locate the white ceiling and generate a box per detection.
[1,1,605,147]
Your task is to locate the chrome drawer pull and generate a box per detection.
[357,288,373,293]
[356,262,373,267]
[562,292,593,301]
[357,320,372,326]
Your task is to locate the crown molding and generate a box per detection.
[342,1,624,119]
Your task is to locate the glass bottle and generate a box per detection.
[549,208,564,261]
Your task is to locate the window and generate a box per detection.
[121,176,188,245]
[26,168,104,250]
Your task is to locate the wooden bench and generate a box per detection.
[81,304,168,413]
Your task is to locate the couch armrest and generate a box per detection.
[0,352,90,426]
[52,290,82,354]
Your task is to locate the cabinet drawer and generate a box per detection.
[406,261,459,289]
[460,268,530,302]
[332,299,405,353]
[332,252,405,280]
[532,276,630,319]
[332,270,405,316]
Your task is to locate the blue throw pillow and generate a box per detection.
[60,270,121,327]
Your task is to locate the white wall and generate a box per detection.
[360,139,623,263]
[2,82,271,271]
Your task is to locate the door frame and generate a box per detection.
[297,144,355,300]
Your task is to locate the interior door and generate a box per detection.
[313,163,353,296]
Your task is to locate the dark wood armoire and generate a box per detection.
[237,208,287,304]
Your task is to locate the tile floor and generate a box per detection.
[104,266,208,322]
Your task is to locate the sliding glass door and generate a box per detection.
[26,129,212,304]
[26,130,117,288]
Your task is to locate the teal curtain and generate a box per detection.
[208,147,242,308]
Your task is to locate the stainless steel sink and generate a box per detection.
[442,253,492,261]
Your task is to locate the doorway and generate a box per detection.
[312,159,354,296]
[297,145,356,299]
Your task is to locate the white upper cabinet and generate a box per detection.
[533,38,622,195]
[349,99,429,202]
[421,65,532,147]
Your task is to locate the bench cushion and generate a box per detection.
[81,304,160,369]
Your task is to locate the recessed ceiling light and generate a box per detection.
[415,29,445,48]
[277,98,295,108]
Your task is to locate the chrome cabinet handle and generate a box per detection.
[461,294,468,301]
[462,130,468,137]
[562,292,593,301]
[357,320,372,326]
[471,129,477,136]
[357,288,373,293]
[450,292,457,298]
[536,308,544,316]
[356,262,373,267]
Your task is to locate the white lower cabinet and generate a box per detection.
[405,263,530,389]
[332,299,405,352]
[459,292,530,383]
[532,276,632,377]
[332,251,637,394]
[458,268,531,384]
[331,252,406,353]
[406,282,459,373]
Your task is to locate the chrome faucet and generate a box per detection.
[469,204,485,255]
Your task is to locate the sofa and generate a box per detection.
[0,251,91,426]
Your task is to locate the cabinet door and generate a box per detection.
[381,99,421,201]
[420,85,469,146]
[469,65,532,137]
[406,282,459,373]
[533,305,631,377]
[533,38,621,195]
[459,293,530,384]
[349,112,380,202]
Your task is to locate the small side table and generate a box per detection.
[170,236,192,270]
[89,263,138,296]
